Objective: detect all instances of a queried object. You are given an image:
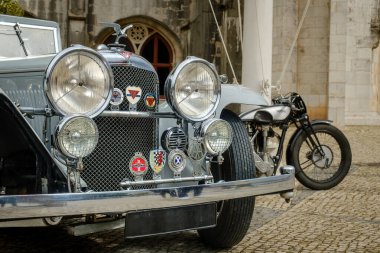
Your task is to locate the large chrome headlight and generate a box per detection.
[45,46,113,118]
[201,119,233,155]
[55,115,99,158]
[165,57,221,122]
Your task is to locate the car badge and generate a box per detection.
[144,93,156,110]
[126,86,142,111]
[168,149,187,176]
[188,138,207,176]
[188,138,206,161]
[110,88,124,111]
[119,51,132,60]
[149,149,166,174]
[129,152,148,181]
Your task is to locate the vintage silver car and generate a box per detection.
[0,15,294,248]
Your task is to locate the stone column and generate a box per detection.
[242,0,273,104]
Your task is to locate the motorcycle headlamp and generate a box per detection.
[201,119,233,155]
[165,57,221,122]
[45,46,113,118]
[55,115,99,158]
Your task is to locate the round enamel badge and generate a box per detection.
[110,88,124,106]
[168,149,187,174]
[129,152,148,177]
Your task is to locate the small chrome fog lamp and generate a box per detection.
[55,115,99,158]
[201,119,233,155]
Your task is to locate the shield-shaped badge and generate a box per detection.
[126,86,142,110]
[144,93,156,110]
[149,149,166,174]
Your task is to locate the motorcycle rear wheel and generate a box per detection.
[291,124,352,190]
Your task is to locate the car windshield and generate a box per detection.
[0,22,58,58]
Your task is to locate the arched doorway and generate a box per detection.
[97,17,182,97]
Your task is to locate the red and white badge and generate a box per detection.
[126,86,142,105]
[129,152,148,177]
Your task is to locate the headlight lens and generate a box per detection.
[56,116,99,158]
[201,119,233,155]
[45,46,113,117]
[165,57,221,122]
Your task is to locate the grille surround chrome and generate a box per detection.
[82,64,159,191]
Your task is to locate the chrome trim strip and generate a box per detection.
[0,169,294,220]
[100,110,177,118]
[120,175,214,187]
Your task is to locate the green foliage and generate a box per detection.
[0,0,24,16]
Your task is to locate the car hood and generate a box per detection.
[0,54,55,75]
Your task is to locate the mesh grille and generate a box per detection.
[82,65,159,191]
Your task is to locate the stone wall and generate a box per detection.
[344,0,380,124]
[297,0,330,119]
[272,0,298,94]
[273,0,330,120]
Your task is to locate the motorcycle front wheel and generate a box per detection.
[291,124,352,190]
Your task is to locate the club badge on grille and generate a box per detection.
[110,88,124,110]
[129,152,148,181]
[144,93,156,110]
[188,138,207,176]
[188,138,206,161]
[168,149,187,176]
[149,149,166,174]
[126,86,142,111]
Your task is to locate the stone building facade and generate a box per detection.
[273,0,380,125]
[16,0,380,125]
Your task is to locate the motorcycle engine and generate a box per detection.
[254,151,274,177]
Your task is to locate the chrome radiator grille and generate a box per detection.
[82,65,159,191]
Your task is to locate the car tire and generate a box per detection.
[197,109,255,248]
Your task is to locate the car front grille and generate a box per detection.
[82,64,159,191]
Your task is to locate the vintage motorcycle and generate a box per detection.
[240,92,352,190]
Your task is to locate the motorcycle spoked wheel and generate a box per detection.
[291,124,352,190]
[197,109,255,248]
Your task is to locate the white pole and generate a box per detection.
[242,0,273,105]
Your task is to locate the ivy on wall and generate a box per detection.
[0,0,24,16]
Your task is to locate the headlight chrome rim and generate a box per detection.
[201,119,233,155]
[165,57,221,122]
[55,115,99,158]
[45,45,114,118]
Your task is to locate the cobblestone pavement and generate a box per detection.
[0,126,379,252]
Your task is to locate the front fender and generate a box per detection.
[286,120,333,167]
[0,89,60,175]
[216,84,268,117]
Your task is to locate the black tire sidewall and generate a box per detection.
[291,124,352,190]
[198,109,255,248]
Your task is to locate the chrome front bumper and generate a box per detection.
[0,166,295,220]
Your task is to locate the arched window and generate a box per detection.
[140,33,173,97]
